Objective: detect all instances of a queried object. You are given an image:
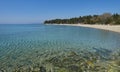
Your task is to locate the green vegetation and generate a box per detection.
[44,13,120,25]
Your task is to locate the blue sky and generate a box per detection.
[0,0,120,24]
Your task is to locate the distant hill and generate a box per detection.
[44,13,120,25]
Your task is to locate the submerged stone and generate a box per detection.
[33,67,40,72]
[67,65,80,72]
[40,66,46,72]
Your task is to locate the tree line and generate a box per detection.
[44,13,120,25]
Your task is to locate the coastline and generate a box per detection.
[46,24,120,33]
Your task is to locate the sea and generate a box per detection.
[0,24,120,72]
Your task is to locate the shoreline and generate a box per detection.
[46,24,120,33]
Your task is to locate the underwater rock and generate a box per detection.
[45,63,53,72]
[57,68,68,72]
[107,60,120,72]
[67,51,78,57]
[29,66,33,71]
[33,67,40,72]
[49,57,60,63]
[115,60,120,66]
[47,57,63,67]
[40,66,46,72]
[67,65,80,72]
[1,49,120,72]
[0,69,6,72]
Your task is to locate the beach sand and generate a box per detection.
[49,24,120,33]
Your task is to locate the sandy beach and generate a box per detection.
[50,24,120,33]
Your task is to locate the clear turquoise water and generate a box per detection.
[0,24,120,71]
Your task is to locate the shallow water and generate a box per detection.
[0,24,120,72]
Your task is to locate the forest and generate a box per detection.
[44,13,120,25]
